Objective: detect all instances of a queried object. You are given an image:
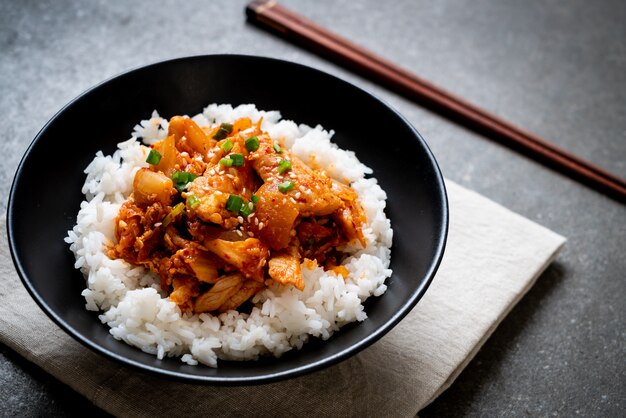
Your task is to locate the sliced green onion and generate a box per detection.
[277,159,292,174]
[220,139,233,153]
[171,171,184,182]
[239,201,254,217]
[172,171,198,192]
[219,157,233,166]
[225,194,244,213]
[172,171,196,183]
[146,149,162,165]
[186,194,200,209]
[245,136,260,152]
[212,123,234,140]
[229,153,245,167]
[278,181,294,193]
[251,195,260,204]
[273,143,283,154]
[213,128,227,140]
[162,202,185,227]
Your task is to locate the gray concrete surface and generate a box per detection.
[1,0,624,416]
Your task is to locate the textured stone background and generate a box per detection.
[1,0,624,416]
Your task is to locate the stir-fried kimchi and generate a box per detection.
[111,115,367,314]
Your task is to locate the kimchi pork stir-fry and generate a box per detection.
[112,115,367,314]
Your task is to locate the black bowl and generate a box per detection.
[7,54,448,384]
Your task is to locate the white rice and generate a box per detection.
[64,103,393,367]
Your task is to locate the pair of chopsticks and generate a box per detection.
[245,0,626,203]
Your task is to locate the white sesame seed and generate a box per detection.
[290,197,297,204]
[248,231,254,237]
[209,169,215,175]
[295,192,301,199]
[237,216,244,223]
[254,217,259,225]
[258,222,265,230]
[226,174,235,179]
[236,229,243,237]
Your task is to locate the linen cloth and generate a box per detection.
[0,180,566,417]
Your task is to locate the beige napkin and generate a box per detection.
[0,180,565,417]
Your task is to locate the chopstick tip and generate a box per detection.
[246,0,277,15]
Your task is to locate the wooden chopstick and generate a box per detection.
[246,0,626,203]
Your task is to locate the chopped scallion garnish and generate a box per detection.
[146,149,162,165]
[239,201,253,217]
[273,143,283,154]
[213,128,227,140]
[277,159,292,174]
[219,157,233,166]
[245,136,260,152]
[229,153,245,167]
[212,123,234,140]
[251,195,260,204]
[225,194,244,213]
[278,181,294,193]
[220,139,233,153]
[186,194,200,209]
[172,171,198,192]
